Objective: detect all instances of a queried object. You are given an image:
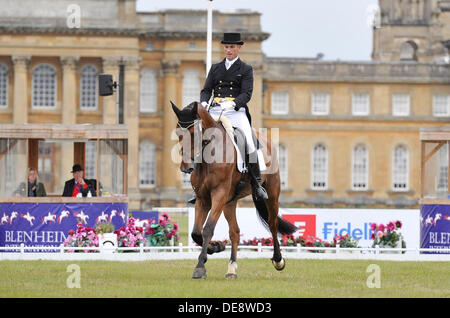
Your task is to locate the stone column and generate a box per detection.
[60,55,79,184]
[248,61,264,129]
[11,54,31,124]
[161,59,181,204]
[122,56,141,209]
[102,56,121,124]
[60,55,79,124]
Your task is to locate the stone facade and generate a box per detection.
[0,0,449,209]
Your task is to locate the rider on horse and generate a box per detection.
[188,32,268,204]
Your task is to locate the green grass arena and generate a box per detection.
[1,259,448,298]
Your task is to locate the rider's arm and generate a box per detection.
[234,65,253,110]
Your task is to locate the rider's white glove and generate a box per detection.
[201,101,208,108]
[220,100,236,111]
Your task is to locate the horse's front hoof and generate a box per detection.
[225,273,237,280]
[192,267,207,279]
[272,258,285,271]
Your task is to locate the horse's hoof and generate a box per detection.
[225,273,237,280]
[192,267,207,279]
[272,258,285,271]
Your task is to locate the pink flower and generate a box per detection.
[370,233,376,240]
[395,220,402,229]
[370,223,377,231]
[376,231,384,238]
[387,222,395,232]
[378,224,385,232]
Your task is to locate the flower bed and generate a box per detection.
[63,212,180,252]
[370,220,405,253]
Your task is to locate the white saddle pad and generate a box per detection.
[211,115,266,173]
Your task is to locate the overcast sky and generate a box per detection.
[136,0,379,61]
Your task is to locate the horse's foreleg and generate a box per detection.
[192,191,227,279]
[223,201,239,279]
[191,200,210,246]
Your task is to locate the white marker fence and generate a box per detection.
[1,244,449,262]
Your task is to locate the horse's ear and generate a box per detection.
[191,101,198,117]
[171,101,181,117]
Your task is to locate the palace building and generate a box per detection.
[0,0,449,209]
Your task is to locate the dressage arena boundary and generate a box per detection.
[1,244,449,262]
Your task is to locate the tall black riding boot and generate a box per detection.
[247,152,268,201]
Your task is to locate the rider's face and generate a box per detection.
[223,44,241,61]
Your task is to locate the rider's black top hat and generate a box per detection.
[221,32,244,45]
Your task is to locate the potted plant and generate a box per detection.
[96,221,117,253]
[370,220,405,254]
[114,216,147,252]
[329,233,360,254]
[144,213,179,249]
[63,222,99,253]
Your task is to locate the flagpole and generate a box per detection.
[206,0,213,77]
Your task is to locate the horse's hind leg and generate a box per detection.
[223,200,239,279]
[266,197,285,270]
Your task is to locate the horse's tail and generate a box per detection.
[253,198,297,235]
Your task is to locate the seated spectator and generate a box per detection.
[62,164,97,197]
[15,168,47,197]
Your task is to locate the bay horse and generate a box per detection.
[171,101,297,279]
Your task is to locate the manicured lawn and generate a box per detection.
[0,259,448,298]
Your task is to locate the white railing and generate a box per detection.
[0,243,449,261]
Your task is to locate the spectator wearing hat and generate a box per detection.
[62,164,97,197]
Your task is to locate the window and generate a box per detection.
[392,145,409,191]
[433,95,450,117]
[312,144,328,189]
[145,42,153,51]
[392,94,410,116]
[0,63,8,108]
[352,93,370,116]
[271,92,289,115]
[352,144,369,190]
[32,64,57,109]
[400,41,418,61]
[85,141,97,179]
[140,68,158,113]
[278,144,288,189]
[139,141,156,187]
[437,143,448,192]
[181,172,191,189]
[182,68,200,107]
[80,65,98,110]
[311,93,329,115]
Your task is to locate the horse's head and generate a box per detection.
[171,101,200,174]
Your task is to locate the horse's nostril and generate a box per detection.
[187,168,194,173]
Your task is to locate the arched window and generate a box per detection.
[139,140,156,187]
[392,144,409,191]
[140,68,157,113]
[32,64,57,109]
[0,63,8,108]
[182,68,200,107]
[352,144,369,190]
[312,144,328,189]
[80,64,98,110]
[279,144,288,189]
[400,41,418,61]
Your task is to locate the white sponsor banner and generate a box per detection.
[188,208,420,249]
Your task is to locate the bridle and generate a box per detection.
[176,119,207,164]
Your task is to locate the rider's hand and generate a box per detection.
[220,100,236,111]
[201,101,208,108]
